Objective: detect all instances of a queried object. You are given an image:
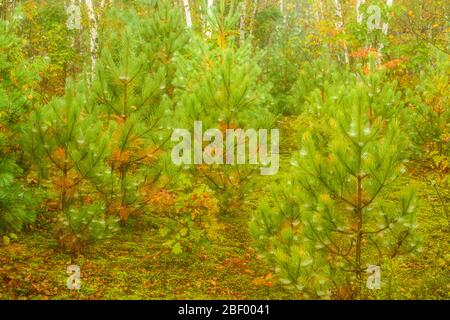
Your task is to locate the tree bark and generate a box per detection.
[377,0,394,66]
[249,0,259,36]
[239,0,246,45]
[183,0,193,28]
[333,0,349,64]
[356,0,365,24]
[85,0,98,84]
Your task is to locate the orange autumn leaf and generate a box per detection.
[252,273,274,287]
[112,149,132,164]
[350,48,377,59]
[118,206,130,221]
[218,122,239,134]
[382,58,403,69]
[113,114,127,124]
[326,29,339,37]
[83,195,94,204]
[53,147,66,162]
[362,66,371,75]
[264,272,273,280]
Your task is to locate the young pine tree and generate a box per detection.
[251,79,419,299]
[137,0,189,98]
[0,16,43,234]
[173,1,275,215]
[406,51,449,160]
[23,80,118,254]
[92,12,174,224]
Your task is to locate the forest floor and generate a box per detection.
[0,205,302,300]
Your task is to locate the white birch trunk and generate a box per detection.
[377,0,393,66]
[85,0,98,83]
[183,0,193,28]
[333,0,349,64]
[356,0,365,24]
[239,0,246,45]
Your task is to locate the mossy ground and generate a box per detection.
[0,206,302,300]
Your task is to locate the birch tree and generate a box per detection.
[239,0,246,45]
[333,0,349,64]
[85,0,98,83]
[356,0,365,24]
[183,0,193,28]
[66,0,81,31]
[377,0,393,66]
[249,0,258,36]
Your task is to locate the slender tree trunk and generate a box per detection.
[249,0,259,36]
[355,105,365,299]
[85,0,98,84]
[377,0,393,66]
[355,173,363,299]
[356,0,365,24]
[239,0,246,45]
[183,0,193,28]
[333,0,349,64]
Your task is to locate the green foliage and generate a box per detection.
[253,5,282,48]
[287,53,344,114]
[207,0,242,44]
[55,202,119,255]
[23,79,118,252]
[0,0,448,300]
[20,0,80,96]
[150,184,221,255]
[106,0,189,98]
[92,12,175,223]
[0,156,36,233]
[347,0,395,52]
[252,76,419,299]
[174,40,273,127]
[140,1,189,97]
[0,15,43,234]
[172,2,275,215]
[173,34,275,214]
[405,51,449,158]
[261,22,305,115]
